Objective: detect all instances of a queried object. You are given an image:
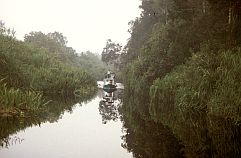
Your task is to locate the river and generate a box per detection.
[0,83,185,158]
[0,88,132,158]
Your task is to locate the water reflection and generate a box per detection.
[0,89,132,158]
[0,85,191,158]
[97,87,185,158]
[120,111,184,158]
[98,89,122,124]
[0,91,96,149]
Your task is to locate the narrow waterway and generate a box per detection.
[0,89,132,158]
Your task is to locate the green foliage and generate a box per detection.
[149,47,241,157]
[101,39,122,64]
[121,0,241,157]
[78,51,108,80]
[24,31,68,51]
[24,31,108,81]
[122,59,154,119]
[0,79,47,117]
[24,31,79,67]
[0,25,96,94]
[0,22,100,147]
[0,22,98,119]
[0,89,97,148]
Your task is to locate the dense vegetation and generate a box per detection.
[78,51,108,80]
[0,21,106,117]
[120,0,241,157]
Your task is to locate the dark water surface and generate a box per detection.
[0,90,132,158]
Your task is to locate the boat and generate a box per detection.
[103,71,117,93]
[102,91,114,103]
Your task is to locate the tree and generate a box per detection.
[24,31,68,51]
[47,32,67,46]
[101,39,122,65]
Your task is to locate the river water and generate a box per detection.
[0,89,132,158]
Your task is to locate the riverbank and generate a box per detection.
[122,47,241,157]
[0,81,97,118]
[0,88,97,148]
[0,23,99,118]
[120,0,241,157]
[149,47,241,157]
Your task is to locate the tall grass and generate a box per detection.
[149,46,241,157]
[0,79,48,117]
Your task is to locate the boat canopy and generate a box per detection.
[104,71,115,79]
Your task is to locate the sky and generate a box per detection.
[0,0,141,54]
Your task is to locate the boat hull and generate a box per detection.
[103,84,117,93]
